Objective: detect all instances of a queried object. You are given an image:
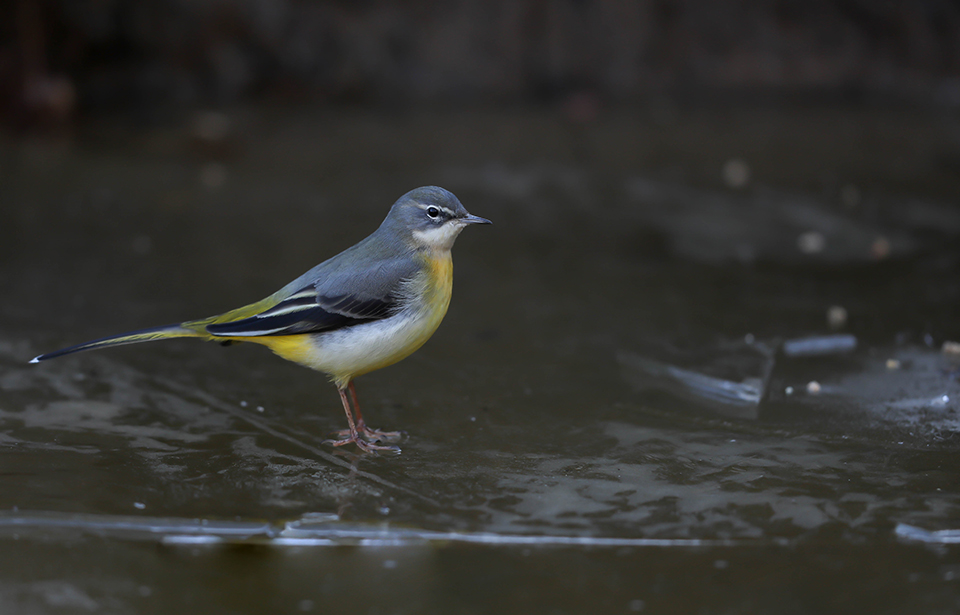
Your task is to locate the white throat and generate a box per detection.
[412,221,465,251]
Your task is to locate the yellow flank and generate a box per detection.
[255,335,317,365]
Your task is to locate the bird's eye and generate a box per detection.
[426,206,440,219]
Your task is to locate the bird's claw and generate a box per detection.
[333,422,403,444]
[323,434,401,454]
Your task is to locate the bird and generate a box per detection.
[30,186,490,453]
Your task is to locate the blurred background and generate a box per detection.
[3,0,960,122]
[2,2,960,614]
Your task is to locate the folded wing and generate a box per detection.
[204,257,416,337]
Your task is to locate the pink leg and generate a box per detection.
[348,381,402,443]
[324,381,400,453]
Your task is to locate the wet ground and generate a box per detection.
[2,104,960,613]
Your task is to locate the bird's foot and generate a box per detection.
[323,432,401,454]
[333,421,403,444]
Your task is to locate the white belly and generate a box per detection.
[304,307,443,387]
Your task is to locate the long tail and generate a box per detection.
[30,323,206,363]
[30,288,291,364]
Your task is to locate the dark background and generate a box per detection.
[3,0,960,123]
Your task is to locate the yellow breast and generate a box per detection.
[422,251,454,312]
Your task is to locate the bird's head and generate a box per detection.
[381,186,491,251]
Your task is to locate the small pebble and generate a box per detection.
[806,381,822,394]
[744,333,755,344]
[785,386,794,396]
[886,359,901,370]
[722,158,751,188]
[871,236,891,260]
[133,502,146,510]
[256,406,265,413]
[827,305,847,330]
[798,231,826,254]
[943,341,960,357]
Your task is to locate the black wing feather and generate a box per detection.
[205,290,398,337]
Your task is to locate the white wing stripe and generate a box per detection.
[213,327,289,337]
[255,302,317,318]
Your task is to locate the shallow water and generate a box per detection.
[2,106,960,613]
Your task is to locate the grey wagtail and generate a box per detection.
[31,186,490,453]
